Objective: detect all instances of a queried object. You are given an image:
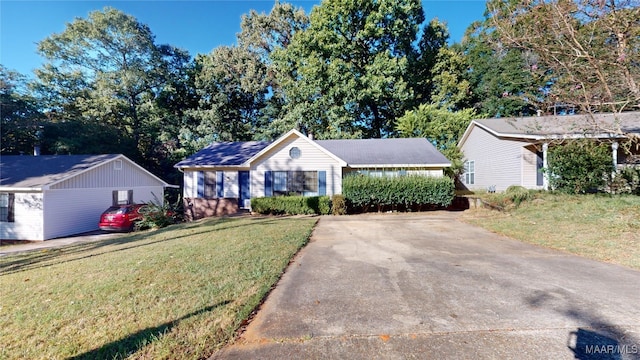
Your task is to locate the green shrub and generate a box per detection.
[505,185,531,206]
[331,194,347,215]
[547,140,614,194]
[342,175,455,213]
[136,193,181,230]
[251,196,331,215]
[612,167,640,195]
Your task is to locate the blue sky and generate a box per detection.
[1,0,488,78]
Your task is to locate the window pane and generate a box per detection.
[273,171,287,192]
[304,171,318,192]
[117,190,129,204]
[204,171,216,198]
[288,171,304,194]
[0,193,9,222]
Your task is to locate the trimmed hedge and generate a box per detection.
[331,194,347,215]
[342,175,455,212]
[251,195,331,215]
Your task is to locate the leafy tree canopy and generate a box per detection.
[486,0,640,114]
[273,0,425,139]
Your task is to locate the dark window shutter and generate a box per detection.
[265,171,273,197]
[112,191,118,206]
[318,171,326,196]
[216,171,224,198]
[7,193,15,222]
[197,171,204,198]
[127,190,133,204]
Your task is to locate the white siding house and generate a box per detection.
[0,154,174,241]
[175,129,451,219]
[458,112,640,192]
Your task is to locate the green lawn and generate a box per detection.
[0,216,317,360]
[461,193,640,270]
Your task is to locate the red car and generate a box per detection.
[99,204,146,232]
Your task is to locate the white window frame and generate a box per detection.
[464,160,475,185]
[0,193,13,222]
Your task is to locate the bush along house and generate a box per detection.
[174,129,451,220]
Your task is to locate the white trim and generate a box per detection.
[244,129,348,167]
[347,163,451,168]
[0,187,43,192]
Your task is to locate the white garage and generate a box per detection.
[0,154,174,241]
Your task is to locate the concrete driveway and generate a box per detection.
[216,212,640,359]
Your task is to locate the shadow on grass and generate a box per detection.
[0,216,292,275]
[69,300,232,360]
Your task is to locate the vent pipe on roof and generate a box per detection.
[536,110,542,117]
[34,126,44,156]
[308,132,314,140]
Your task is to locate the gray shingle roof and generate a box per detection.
[316,138,451,166]
[174,141,272,167]
[1,154,120,188]
[474,112,640,138]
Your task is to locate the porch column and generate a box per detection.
[542,142,549,190]
[611,141,619,174]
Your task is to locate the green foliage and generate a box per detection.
[612,167,640,195]
[0,66,43,155]
[272,0,424,138]
[330,194,347,215]
[136,193,183,230]
[342,175,454,212]
[34,7,197,185]
[461,22,544,117]
[395,104,477,175]
[547,140,614,194]
[505,185,532,207]
[251,196,331,215]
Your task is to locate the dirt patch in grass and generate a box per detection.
[461,193,640,270]
[0,216,317,359]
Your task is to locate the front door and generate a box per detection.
[239,171,250,208]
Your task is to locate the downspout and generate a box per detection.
[611,141,619,174]
[542,142,549,190]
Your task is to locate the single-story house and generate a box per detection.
[0,154,174,241]
[458,111,640,192]
[174,129,451,219]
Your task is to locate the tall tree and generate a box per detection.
[408,19,450,107]
[462,19,547,117]
[273,0,424,138]
[192,1,309,141]
[35,7,190,165]
[0,66,43,155]
[486,0,640,115]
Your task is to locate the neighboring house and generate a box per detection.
[458,111,640,192]
[175,129,451,220]
[0,154,174,241]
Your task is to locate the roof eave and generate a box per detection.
[347,163,451,168]
[0,186,44,192]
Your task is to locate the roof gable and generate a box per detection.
[174,141,271,168]
[244,129,348,166]
[316,138,451,167]
[0,154,171,189]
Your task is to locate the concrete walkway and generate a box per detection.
[0,231,125,256]
[215,212,640,359]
